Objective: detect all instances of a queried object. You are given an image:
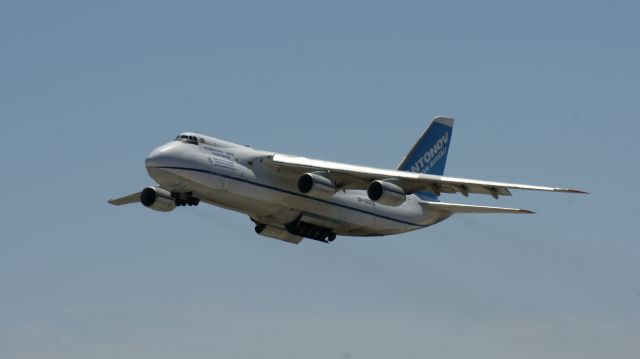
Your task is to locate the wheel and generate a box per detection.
[327,233,336,242]
[254,224,266,234]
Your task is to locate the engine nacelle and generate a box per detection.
[367,180,406,207]
[297,173,336,199]
[140,186,176,212]
[255,224,303,244]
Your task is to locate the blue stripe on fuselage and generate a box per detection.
[152,166,427,228]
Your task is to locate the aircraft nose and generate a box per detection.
[145,142,181,168]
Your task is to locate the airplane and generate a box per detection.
[109,116,586,244]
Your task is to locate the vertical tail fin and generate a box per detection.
[397,116,454,199]
[397,116,454,175]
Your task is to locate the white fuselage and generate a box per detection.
[144,134,450,237]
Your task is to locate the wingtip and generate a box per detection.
[569,189,591,194]
[519,209,536,214]
[567,188,589,194]
[554,188,588,194]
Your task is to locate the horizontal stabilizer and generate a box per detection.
[108,192,141,206]
[421,201,534,214]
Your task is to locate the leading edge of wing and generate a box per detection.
[270,153,588,195]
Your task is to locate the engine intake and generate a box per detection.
[140,187,176,212]
[367,180,406,207]
[297,173,336,199]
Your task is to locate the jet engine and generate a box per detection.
[140,186,176,212]
[367,180,406,206]
[297,173,336,199]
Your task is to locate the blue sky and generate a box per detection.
[1,1,638,358]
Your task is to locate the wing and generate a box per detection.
[267,153,586,198]
[108,192,141,205]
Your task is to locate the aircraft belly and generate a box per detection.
[149,166,432,237]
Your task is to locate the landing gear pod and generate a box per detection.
[255,224,303,244]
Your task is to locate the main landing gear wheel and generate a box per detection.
[254,224,266,233]
[173,192,200,207]
[187,197,200,206]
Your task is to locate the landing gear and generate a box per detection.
[254,224,266,233]
[285,216,337,243]
[251,217,337,243]
[172,192,200,207]
[186,197,200,206]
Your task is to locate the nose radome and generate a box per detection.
[145,142,181,168]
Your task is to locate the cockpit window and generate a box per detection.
[175,135,199,145]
